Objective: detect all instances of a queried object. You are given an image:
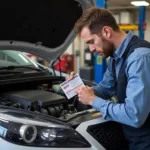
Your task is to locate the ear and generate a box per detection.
[102,26,111,39]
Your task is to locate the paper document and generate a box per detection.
[60,74,85,99]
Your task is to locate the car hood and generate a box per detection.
[0,0,95,63]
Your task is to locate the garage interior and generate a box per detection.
[0,0,150,150]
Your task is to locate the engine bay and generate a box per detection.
[0,76,98,126]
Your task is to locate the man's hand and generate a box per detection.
[66,71,75,80]
[76,85,96,105]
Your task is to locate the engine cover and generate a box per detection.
[4,90,66,110]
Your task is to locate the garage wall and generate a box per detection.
[111,8,150,42]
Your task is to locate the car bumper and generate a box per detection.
[0,117,106,150]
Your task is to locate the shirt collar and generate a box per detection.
[113,31,134,60]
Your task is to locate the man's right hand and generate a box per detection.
[66,71,76,80]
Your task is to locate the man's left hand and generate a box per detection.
[76,86,96,105]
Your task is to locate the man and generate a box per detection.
[68,7,150,150]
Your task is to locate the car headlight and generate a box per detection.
[0,110,90,147]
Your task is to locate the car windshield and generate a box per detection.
[0,50,38,68]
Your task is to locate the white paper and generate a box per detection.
[60,74,85,99]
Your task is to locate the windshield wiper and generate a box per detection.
[0,66,42,72]
[0,70,23,75]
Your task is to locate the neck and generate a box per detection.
[112,30,127,50]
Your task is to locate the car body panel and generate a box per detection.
[0,0,95,63]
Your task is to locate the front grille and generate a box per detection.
[87,121,128,150]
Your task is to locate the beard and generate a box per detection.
[100,36,115,58]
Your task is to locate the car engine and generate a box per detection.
[3,90,69,117]
[0,77,92,123]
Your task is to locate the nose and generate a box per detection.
[89,45,95,52]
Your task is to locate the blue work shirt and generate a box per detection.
[92,31,150,128]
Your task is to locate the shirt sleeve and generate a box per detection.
[92,53,150,128]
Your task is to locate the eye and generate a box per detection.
[88,40,94,44]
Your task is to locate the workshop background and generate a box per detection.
[34,0,150,84]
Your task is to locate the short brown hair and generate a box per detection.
[74,7,120,35]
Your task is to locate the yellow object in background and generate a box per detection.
[119,24,138,30]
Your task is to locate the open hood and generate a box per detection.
[0,0,95,63]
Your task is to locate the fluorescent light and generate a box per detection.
[131,1,149,6]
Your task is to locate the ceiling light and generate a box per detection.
[131,1,149,6]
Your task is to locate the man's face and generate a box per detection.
[80,26,115,58]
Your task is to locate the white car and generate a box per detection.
[0,0,128,150]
